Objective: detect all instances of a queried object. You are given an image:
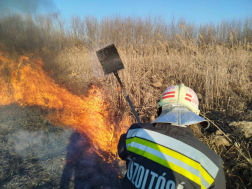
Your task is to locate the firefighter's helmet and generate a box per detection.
[152,83,209,129]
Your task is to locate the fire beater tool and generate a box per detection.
[96,44,141,123]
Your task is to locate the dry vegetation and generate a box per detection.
[0,11,252,188]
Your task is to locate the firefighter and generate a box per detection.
[118,83,226,189]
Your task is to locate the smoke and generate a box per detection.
[9,129,123,188]
[0,0,56,13]
[12,129,72,159]
[89,50,105,78]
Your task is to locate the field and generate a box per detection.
[0,12,252,188]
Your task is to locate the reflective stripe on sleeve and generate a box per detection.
[126,138,212,188]
[126,128,219,186]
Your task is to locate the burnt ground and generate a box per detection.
[0,105,125,189]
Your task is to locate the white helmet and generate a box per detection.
[152,83,209,129]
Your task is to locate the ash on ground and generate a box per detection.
[0,105,125,189]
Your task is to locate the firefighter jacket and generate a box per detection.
[117,122,226,189]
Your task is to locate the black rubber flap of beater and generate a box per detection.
[96,44,125,75]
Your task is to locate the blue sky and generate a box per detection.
[53,0,252,25]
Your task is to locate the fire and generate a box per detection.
[0,50,130,161]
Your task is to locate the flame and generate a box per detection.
[0,50,130,161]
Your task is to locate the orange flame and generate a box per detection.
[0,50,130,161]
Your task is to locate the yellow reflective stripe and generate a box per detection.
[127,137,214,185]
[127,128,219,178]
[126,137,134,145]
[128,146,207,189]
[126,137,214,186]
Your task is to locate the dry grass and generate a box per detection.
[53,39,252,116]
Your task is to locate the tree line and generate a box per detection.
[0,10,251,52]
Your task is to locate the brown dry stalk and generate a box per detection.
[201,114,252,166]
[200,114,232,143]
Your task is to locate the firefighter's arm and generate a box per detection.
[117,133,127,160]
[209,167,226,189]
